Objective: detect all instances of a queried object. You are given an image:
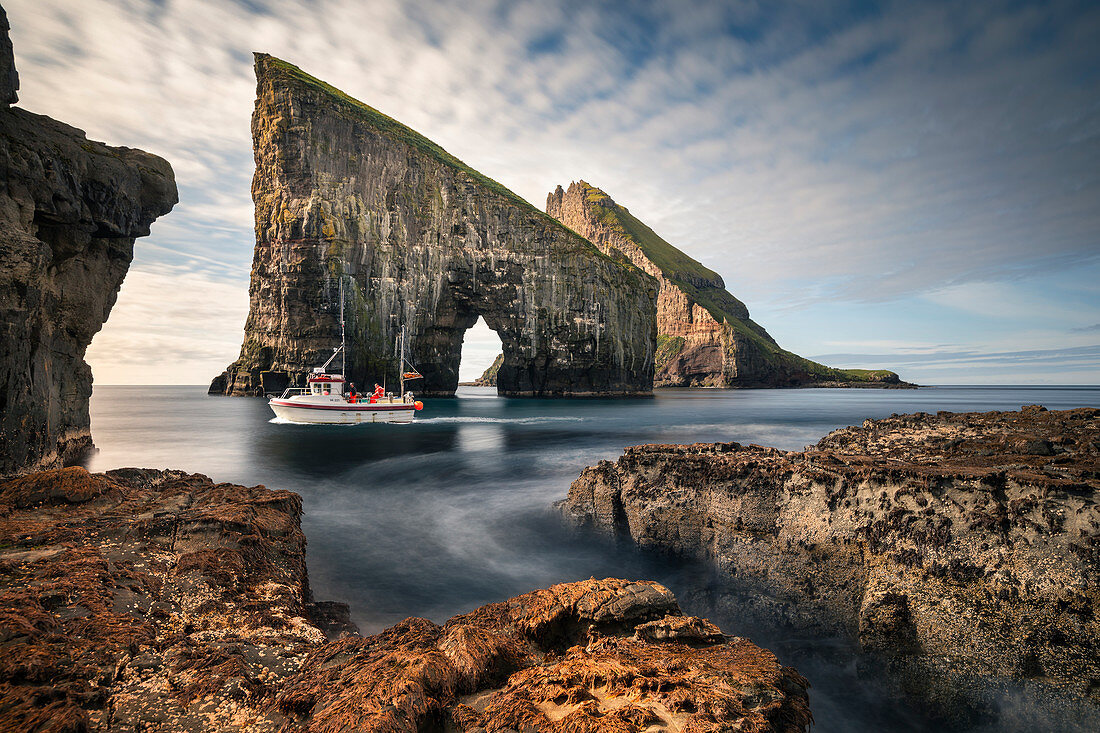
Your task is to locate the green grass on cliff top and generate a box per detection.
[580,182,725,286]
[258,55,642,275]
[576,181,774,348]
[575,183,900,382]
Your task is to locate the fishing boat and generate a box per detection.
[268,282,424,424]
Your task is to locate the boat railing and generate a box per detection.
[277,387,309,399]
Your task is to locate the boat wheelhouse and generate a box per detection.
[267,279,424,424]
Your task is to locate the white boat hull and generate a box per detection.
[268,397,417,424]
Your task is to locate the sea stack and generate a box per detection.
[548,181,906,388]
[211,55,657,398]
[0,4,177,475]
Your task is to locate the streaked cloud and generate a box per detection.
[809,344,1100,385]
[6,0,1098,384]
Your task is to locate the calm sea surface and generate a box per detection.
[86,385,1100,731]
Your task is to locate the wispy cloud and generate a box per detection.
[7,0,1098,384]
[85,263,248,384]
[809,344,1100,384]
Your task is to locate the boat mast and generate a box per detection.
[339,277,346,376]
[399,325,406,399]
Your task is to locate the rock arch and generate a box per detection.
[210,55,656,398]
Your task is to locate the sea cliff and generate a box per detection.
[212,55,657,399]
[0,5,177,475]
[547,181,908,389]
[564,406,1100,724]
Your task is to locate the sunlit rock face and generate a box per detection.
[211,55,657,398]
[565,406,1100,725]
[0,4,177,475]
[547,181,906,389]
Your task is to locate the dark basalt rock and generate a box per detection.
[0,4,177,475]
[0,467,810,732]
[0,6,16,105]
[212,55,657,398]
[563,406,1100,726]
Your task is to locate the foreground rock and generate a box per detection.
[278,578,810,732]
[547,181,908,389]
[212,55,656,399]
[0,467,811,732]
[0,467,340,730]
[0,5,177,475]
[565,406,1100,723]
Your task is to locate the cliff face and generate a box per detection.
[0,467,811,732]
[564,406,1100,723]
[211,55,657,398]
[0,5,177,475]
[547,181,905,388]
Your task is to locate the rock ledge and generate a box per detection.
[0,466,811,732]
[564,406,1100,722]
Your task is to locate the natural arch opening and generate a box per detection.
[458,316,504,391]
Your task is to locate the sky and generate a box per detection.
[7,0,1099,384]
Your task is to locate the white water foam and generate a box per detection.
[416,416,586,425]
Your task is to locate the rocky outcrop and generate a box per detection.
[278,578,811,732]
[0,6,177,475]
[564,406,1100,723]
[547,181,908,388]
[212,56,657,399]
[0,7,16,105]
[0,466,811,732]
[0,466,348,731]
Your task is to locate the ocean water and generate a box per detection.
[85,384,1100,731]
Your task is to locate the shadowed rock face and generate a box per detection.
[0,5,177,475]
[211,55,657,398]
[0,467,811,732]
[564,406,1100,725]
[0,7,16,105]
[547,181,908,389]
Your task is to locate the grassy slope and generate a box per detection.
[576,183,900,384]
[472,353,505,385]
[259,55,640,273]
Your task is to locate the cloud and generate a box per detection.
[6,0,1098,384]
[85,262,249,384]
[808,344,1100,385]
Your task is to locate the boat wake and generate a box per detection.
[416,416,585,425]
